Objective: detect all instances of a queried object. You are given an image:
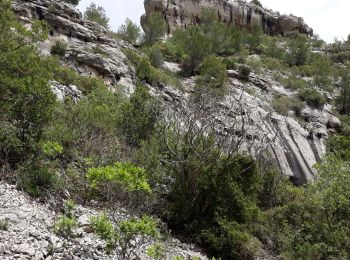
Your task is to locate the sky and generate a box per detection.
[77,0,350,43]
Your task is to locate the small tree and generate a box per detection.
[286,34,309,67]
[312,54,332,91]
[143,12,167,44]
[251,0,263,7]
[84,3,110,29]
[117,18,141,45]
[337,69,350,114]
[171,26,212,75]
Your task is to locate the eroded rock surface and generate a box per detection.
[142,0,313,37]
[0,183,207,260]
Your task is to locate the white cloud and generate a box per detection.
[77,0,350,42]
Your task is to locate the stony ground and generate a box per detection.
[0,182,207,260]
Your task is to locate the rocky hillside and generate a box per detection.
[2,0,349,259]
[11,0,339,184]
[141,0,313,37]
[0,182,206,260]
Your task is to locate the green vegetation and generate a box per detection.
[50,40,67,57]
[272,95,305,116]
[83,2,110,29]
[3,1,350,259]
[117,18,141,45]
[63,0,80,5]
[91,214,159,258]
[54,200,77,238]
[143,12,167,44]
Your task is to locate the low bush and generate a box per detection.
[299,87,326,108]
[197,55,227,88]
[272,95,305,116]
[54,199,77,238]
[50,40,67,57]
[91,214,159,259]
[238,65,251,80]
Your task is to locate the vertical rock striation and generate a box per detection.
[141,0,313,37]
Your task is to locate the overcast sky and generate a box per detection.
[77,0,349,43]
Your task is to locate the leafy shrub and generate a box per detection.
[146,44,165,68]
[18,162,60,197]
[87,163,151,194]
[197,55,227,88]
[91,214,159,259]
[222,57,237,70]
[299,87,326,108]
[286,34,309,67]
[272,95,305,116]
[276,75,307,90]
[146,243,165,260]
[0,219,9,231]
[238,65,251,80]
[42,141,63,158]
[54,199,77,238]
[50,40,67,57]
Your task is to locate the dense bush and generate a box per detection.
[197,55,227,88]
[238,65,251,80]
[50,40,67,57]
[171,26,212,75]
[299,87,326,108]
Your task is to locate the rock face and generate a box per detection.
[12,0,135,91]
[141,0,313,37]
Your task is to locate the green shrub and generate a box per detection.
[87,162,151,194]
[54,199,77,238]
[272,95,305,116]
[251,0,263,7]
[18,162,60,197]
[146,45,165,68]
[91,214,159,259]
[222,57,237,70]
[198,55,227,88]
[42,141,63,158]
[0,219,9,231]
[277,75,307,90]
[238,65,251,80]
[299,87,326,108]
[146,243,165,260]
[119,84,160,147]
[50,40,67,57]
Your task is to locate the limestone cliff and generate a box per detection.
[141,0,313,37]
[11,0,338,187]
